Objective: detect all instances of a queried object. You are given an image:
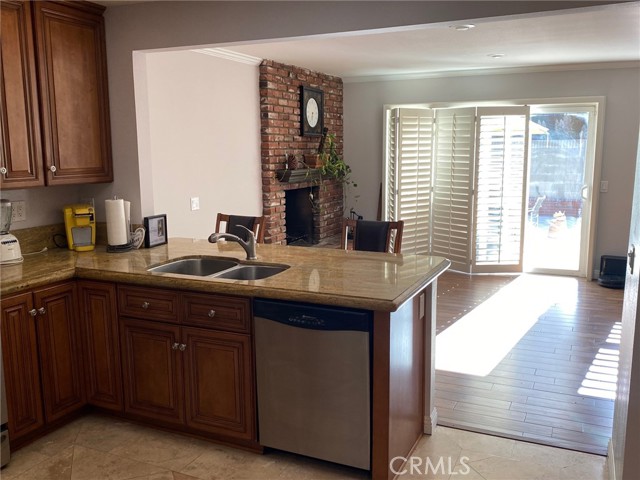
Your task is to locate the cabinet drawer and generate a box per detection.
[118,285,179,323]
[183,293,250,333]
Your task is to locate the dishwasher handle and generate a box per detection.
[254,299,371,332]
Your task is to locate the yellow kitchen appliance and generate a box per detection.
[64,204,96,251]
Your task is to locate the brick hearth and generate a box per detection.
[259,60,344,244]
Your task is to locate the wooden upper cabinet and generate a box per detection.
[33,1,112,185]
[0,0,44,188]
[0,1,112,189]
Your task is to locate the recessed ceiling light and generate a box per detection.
[488,53,506,59]
[450,24,476,31]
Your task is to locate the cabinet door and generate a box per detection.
[33,282,86,423]
[183,327,256,441]
[78,280,123,411]
[33,1,112,185]
[120,318,184,425]
[0,292,44,442]
[0,0,44,188]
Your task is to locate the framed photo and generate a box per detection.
[144,214,168,248]
[300,86,324,136]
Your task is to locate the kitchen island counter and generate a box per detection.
[2,238,449,312]
[1,238,449,480]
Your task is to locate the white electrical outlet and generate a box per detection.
[190,197,200,211]
[600,181,609,193]
[11,200,26,222]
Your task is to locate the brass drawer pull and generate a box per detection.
[141,301,150,309]
[208,309,216,318]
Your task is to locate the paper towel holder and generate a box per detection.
[144,214,168,248]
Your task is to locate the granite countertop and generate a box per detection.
[1,238,450,311]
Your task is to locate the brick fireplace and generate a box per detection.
[259,60,344,244]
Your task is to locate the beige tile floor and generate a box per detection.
[1,414,608,480]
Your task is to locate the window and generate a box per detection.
[383,100,595,273]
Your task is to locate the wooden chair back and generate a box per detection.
[340,218,404,253]
[215,213,265,243]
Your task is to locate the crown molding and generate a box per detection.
[191,48,262,66]
[343,61,640,84]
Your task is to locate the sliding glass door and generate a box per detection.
[523,106,597,276]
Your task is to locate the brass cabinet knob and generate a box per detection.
[49,165,57,173]
[171,343,179,350]
[179,344,186,351]
[37,307,46,315]
[208,309,216,318]
[141,301,150,309]
[0,167,7,175]
[29,309,37,317]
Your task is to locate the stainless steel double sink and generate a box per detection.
[148,257,288,280]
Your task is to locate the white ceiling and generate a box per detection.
[220,2,640,80]
[98,1,640,81]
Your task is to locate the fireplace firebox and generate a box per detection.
[285,188,316,245]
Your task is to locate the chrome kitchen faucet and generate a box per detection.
[208,225,257,260]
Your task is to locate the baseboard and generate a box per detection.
[608,438,616,480]
[424,407,438,435]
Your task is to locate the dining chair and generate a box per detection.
[215,213,265,243]
[340,218,404,253]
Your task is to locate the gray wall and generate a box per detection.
[101,0,609,225]
[4,1,619,229]
[343,67,640,271]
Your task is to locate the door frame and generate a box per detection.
[523,101,604,279]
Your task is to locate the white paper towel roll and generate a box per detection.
[105,199,128,246]
[123,200,131,240]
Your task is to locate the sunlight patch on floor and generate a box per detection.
[577,324,621,400]
[435,274,578,376]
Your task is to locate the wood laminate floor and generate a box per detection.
[435,271,624,456]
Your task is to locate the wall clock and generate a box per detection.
[300,86,324,136]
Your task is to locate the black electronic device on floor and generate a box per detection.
[597,255,627,289]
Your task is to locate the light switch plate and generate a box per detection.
[600,181,609,193]
[190,197,200,211]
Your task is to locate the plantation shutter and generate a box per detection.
[472,107,530,273]
[385,108,434,255]
[431,108,476,272]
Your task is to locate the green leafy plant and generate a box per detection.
[319,134,357,187]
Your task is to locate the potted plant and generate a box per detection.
[319,133,357,188]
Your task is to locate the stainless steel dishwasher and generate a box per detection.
[254,299,372,470]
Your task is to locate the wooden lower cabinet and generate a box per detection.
[183,327,255,441]
[119,318,255,442]
[1,280,256,449]
[0,282,85,444]
[0,292,44,441]
[33,283,85,423]
[120,318,184,425]
[78,280,123,411]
